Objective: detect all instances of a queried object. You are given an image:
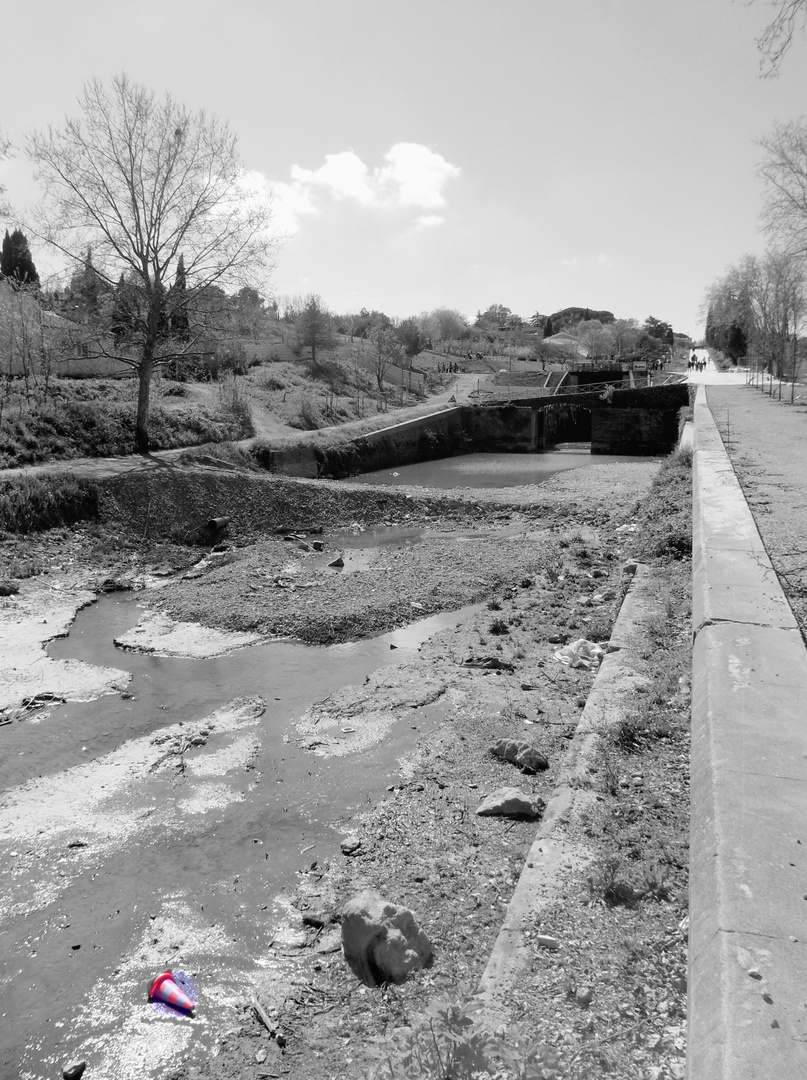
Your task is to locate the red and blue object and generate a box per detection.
[149,970,197,1016]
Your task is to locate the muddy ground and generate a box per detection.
[0,456,690,1080]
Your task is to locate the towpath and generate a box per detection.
[704,376,807,633]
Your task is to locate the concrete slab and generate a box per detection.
[692,549,798,631]
[688,931,807,1078]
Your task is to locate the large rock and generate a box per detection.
[476,787,545,819]
[341,889,432,987]
[490,739,549,773]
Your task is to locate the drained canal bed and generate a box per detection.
[0,593,481,1080]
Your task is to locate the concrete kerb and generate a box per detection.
[688,385,807,1078]
[473,563,659,1028]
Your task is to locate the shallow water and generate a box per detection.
[352,448,658,489]
[0,594,482,1079]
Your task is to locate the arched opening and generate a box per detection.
[540,402,591,448]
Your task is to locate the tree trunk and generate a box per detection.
[135,355,154,453]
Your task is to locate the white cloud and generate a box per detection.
[269,143,460,232]
[414,214,446,229]
[376,143,460,209]
[291,150,376,205]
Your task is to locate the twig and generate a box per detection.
[251,992,275,1034]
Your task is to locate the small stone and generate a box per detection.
[63,1061,86,1080]
[255,1048,268,1063]
[340,835,362,856]
[534,934,559,950]
[328,557,345,568]
[476,787,544,819]
[748,968,762,980]
[576,986,595,1006]
[772,1019,780,1029]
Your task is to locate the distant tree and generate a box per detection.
[354,307,393,339]
[610,318,640,356]
[27,74,276,452]
[543,316,554,337]
[369,325,405,391]
[170,255,190,341]
[0,229,39,287]
[232,285,267,343]
[294,293,334,368]
[475,303,512,329]
[110,273,138,344]
[576,319,608,361]
[643,316,675,345]
[396,316,424,360]
[68,247,110,322]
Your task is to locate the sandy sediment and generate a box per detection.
[0,578,130,715]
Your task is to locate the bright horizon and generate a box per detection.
[1,0,806,338]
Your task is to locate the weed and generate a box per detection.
[365,989,563,1079]
[600,751,622,796]
[586,853,640,906]
[489,618,509,636]
[486,598,502,611]
[0,475,99,534]
[257,371,286,391]
[217,373,255,437]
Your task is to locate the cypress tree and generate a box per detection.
[0,229,39,286]
[170,254,189,340]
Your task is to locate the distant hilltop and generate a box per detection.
[542,307,615,337]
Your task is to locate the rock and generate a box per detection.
[622,559,638,576]
[476,787,544,818]
[328,556,345,568]
[576,986,595,1006]
[490,739,549,773]
[314,928,343,954]
[63,1061,86,1080]
[341,889,432,987]
[0,580,20,596]
[311,540,325,552]
[340,835,362,856]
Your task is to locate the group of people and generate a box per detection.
[437,361,465,373]
[688,354,708,372]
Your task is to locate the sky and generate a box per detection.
[1,0,806,337]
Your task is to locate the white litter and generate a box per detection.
[554,639,606,669]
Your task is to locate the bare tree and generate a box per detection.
[27,75,277,452]
[759,117,807,258]
[754,0,807,75]
[369,325,405,392]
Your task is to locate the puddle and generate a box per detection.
[352,449,658,489]
[0,594,481,1079]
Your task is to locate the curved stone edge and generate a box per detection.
[472,562,658,1027]
[688,385,807,1077]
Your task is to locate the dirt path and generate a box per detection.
[0,380,471,484]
